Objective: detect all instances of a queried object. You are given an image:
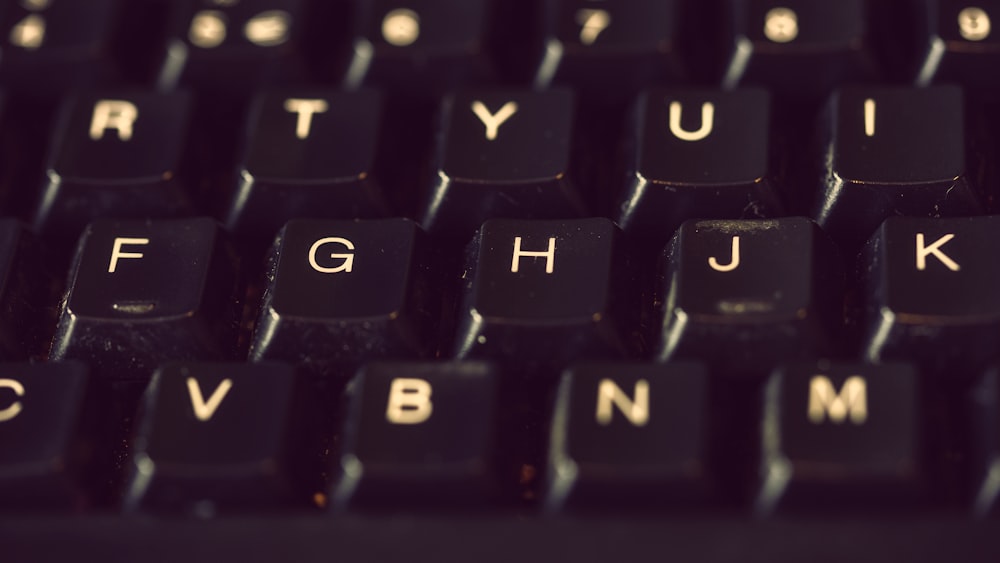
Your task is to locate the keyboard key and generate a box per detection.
[533,0,685,96]
[224,90,391,239]
[420,89,587,237]
[811,86,982,249]
[0,0,119,93]
[657,218,843,378]
[454,218,637,372]
[49,218,243,381]
[33,91,196,241]
[157,0,308,90]
[615,88,782,248]
[340,0,495,93]
[969,366,1000,515]
[249,219,435,377]
[0,362,94,510]
[721,0,879,97]
[913,1,1000,89]
[125,362,308,514]
[861,216,1000,377]
[755,362,924,514]
[332,361,499,508]
[0,219,58,360]
[546,362,715,511]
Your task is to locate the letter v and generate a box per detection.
[186,377,234,421]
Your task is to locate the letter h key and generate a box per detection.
[454,219,638,373]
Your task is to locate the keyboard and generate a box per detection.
[4,0,1000,561]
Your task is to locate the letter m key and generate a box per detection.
[807,375,867,425]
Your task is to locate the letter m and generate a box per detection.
[807,375,867,425]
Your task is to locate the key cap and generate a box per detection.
[33,91,196,242]
[454,218,637,372]
[969,366,1000,515]
[332,361,499,508]
[811,85,982,249]
[861,216,1000,378]
[420,89,587,238]
[656,218,843,378]
[721,0,880,98]
[157,0,308,91]
[0,0,119,94]
[224,90,390,239]
[532,0,685,97]
[912,1,1000,89]
[615,88,782,249]
[125,362,308,514]
[249,219,435,378]
[0,362,94,510]
[339,0,495,94]
[49,218,243,381]
[755,362,924,514]
[546,362,716,511]
[0,219,58,360]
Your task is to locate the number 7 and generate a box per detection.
[576,9,610,45]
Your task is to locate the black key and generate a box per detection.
[0,0,119,93]
[532,0,685,96]
[546,362,715,510]
[340,0,495,94]
[756,362,924,514]
[969,367,1000,515]
[615,88,782,248]
[125,362,308,513]
[0,362,94,510]
[454,218,636,372]
[332,361,499,508]
[656,218,843,378]
[812,86,982,249]
[912,1,1000,90]
[0,219,58,360]
[157,0,308,91]
[249,219,435,378]
[49,218,243,381]
[721,0,879,98]
[33,91,196,242]
[420,89,586,238]
[224,89,390,239]
[861,216,1000,377]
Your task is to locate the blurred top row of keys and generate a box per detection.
[3,0,1000,99]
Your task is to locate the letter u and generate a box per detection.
[669,101,714,142]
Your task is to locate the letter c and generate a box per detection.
[0,378,25,422]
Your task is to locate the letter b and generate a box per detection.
[386,378,433,425]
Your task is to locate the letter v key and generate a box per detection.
[186,377,233,421]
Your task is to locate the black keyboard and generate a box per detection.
[5,1,1000,561]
